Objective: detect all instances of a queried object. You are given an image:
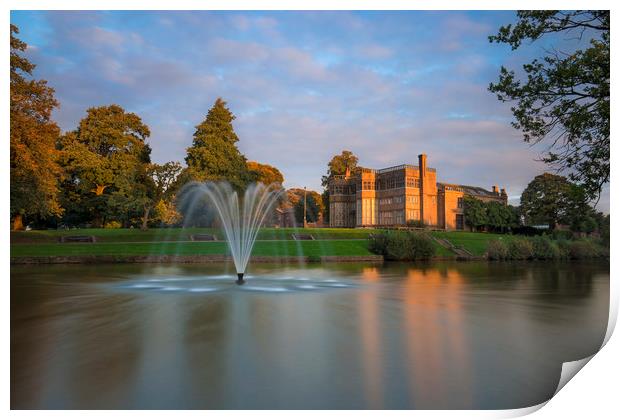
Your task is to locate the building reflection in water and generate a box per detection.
[358,267,384,408]
[401,267,473,408]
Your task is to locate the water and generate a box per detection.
[178,182,283,280]
[11,261,609,409]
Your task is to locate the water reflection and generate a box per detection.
[11,261,609,409]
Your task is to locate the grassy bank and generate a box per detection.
[10,239,375,258]
[13,227,602,261]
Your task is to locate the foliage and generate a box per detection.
[530,235,561,260]
[507,237,534,260]
[368,231,436,261]
[247,161,284,186]
[140,161,183,229]
[104,221,122,229]
[57,104,152,227]
[10,24,63,228]
[489,11,610,200]
[486,239,509,260]
[293,190,323,224]
[486,201,517,232]
[185,98,251,190]
[321,150,359,187]
[463,196,487,231]
[406,219,426,228]
[520,173,593,229]
[568,240,603,259]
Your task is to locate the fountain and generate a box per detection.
[180,181,284,285]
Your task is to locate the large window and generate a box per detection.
[457,197,463,209]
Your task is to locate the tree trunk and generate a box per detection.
[12,214,24,231]
[141,206,151,230]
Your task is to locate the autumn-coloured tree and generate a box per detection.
[247,161,284,187]
[58,105,152,226]
[140,161,183,229]
[185,98,251,190]
[10,24,62,230]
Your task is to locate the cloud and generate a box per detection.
[10,10,608,212]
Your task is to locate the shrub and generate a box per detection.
[531,236,560,260]
[507,237,534,260]
[486,239,508,260]
[569,240,601,259]
[368,233,389,256]
[406,220,425,228]
[368,231,435,261]
[556,239,572,259]
[104,221,122,229]
[551,229,574,241]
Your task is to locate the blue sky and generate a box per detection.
[10,10,609,211]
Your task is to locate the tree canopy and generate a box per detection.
[10,24,62,229]
[247,161,284,186]
[463,197,488,231]
[58,105,152,227]
[289,189,323,224]
[519,172,592,229]
[489,11,609,201]
[321,150,359,187]
[185,98,251,190]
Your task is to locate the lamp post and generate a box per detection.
[303,186,307,228]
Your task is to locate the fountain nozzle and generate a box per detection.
[236,273,245,285]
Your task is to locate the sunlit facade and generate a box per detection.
[328,154,508,230]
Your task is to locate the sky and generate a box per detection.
[10,10,609,212]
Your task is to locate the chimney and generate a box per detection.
[418,154,427,175]
[345,166,351,179]
[492,185,499,194]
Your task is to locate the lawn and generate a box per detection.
[10,239,374,258]
[432,231,506,256]
[11,227,382,244]
[10,227,509,258]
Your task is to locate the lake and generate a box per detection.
[11,261,609,409]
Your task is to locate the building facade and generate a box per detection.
[328,154,507,230]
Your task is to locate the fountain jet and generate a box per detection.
[181,182,283,285]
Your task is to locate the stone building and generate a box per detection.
[328,154,507,230]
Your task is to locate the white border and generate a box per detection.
[4,1,617,419]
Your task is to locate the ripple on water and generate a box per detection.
[114,275,356,294]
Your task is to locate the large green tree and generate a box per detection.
[58,105,152,227]
[520,172,592,229]
[185,98,251,190]
[321,150,359,187]
[10,24,63,230]
[290,189,323,225]
[489,11,610,201]
[463,196,488,232]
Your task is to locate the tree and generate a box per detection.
[140,161,183,229]
[520,173,592,229]
[10,24,62,230]
[247,161,284,186]
[486,201,516,233]
[185,98,251,190]
[463,196,488,231]
[489,11,610,201]
[58,105,152,227]
[321,150,359,187]
[293,190,323,225]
